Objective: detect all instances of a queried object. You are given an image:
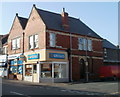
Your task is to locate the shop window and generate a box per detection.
[54,64,66,78]
[33,65,37,73]
[10,60,14,65]
[10,66,17,74]
[25,65,32,76]
[41,64,52,78]
[50,33,56,47]
[18,65,23,74]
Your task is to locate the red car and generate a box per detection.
[99,65,120,80]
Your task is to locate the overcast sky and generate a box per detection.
[0,1,118,46]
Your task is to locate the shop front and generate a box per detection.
[8,53,23,80]
[0,55,8,77]
[23,49,69,83]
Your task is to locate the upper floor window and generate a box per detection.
[29,34,38,49]
[78,38,84,50]
[78,38,92,51]
[88,39,92,51]
[12,37,20,50]
[104,48,107,58]
[3,47,8,54]
[50,33,56,47]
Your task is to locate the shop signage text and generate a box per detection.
[28,54,40,60]
[49,53,65,59]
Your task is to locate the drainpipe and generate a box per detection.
[70,31,72,82]
[22,32,25,80]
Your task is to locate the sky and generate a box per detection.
[0,1,118,46]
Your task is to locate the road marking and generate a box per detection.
[10,91,31,97]
[110,92,120,94]
[61,89,67,92]
[10,91,24,95]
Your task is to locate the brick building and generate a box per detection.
[0,34,9,77]
[103,39,120,66]
[7,5,103,83]
[7,13,28,80]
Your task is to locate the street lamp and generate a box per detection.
[85,33,91,82]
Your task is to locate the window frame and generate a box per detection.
[11,37,20,50]
[29,34,39,49]
[78,37,92,51]
[49,33,56,47]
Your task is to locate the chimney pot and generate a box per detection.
[33,4,36,7]
[16,13,18,16]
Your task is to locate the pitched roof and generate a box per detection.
[36,8,101,39]
[18,16,28,29]
[103,39,118,49]
[1,34,9,45]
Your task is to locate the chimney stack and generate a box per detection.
[61,8,69,31]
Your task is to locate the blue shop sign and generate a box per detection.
[17,60,23,64]
[28,54,40,60]
[18,65,23,74]
[10,60,14,65]
[49,53,65,59]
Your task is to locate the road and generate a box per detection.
[1,78,120,96]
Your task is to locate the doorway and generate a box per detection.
[80,59,86,79]
[33,64,38,82]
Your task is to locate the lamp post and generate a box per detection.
[85,33,91,82]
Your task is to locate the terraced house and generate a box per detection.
[7,4,103,83]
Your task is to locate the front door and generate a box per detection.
[33,64,38,82]
[80,59,86,79]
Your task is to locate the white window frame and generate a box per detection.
[34,34,38,48]
[12,37,20,50]
[29,34,38,49]
[50,33,56,47]
[88,39,92,51]
[78,38,84,50]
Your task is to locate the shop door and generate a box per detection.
[33,65,38,82]
[80,59,86,79]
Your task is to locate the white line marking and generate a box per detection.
[10,91,31,97]
[10,91,24,95]
[61,89,67,92]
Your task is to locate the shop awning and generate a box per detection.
[8,53,22,60]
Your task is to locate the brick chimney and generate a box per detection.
[61,8,69,31]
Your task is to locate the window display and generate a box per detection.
[54,64,66,78]
[10,66,17,74]
[41,64,52,78]
[25,65,32,76]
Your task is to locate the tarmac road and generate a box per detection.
[1,78,120,96]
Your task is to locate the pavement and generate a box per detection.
[2,78,120,95]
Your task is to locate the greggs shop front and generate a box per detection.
[23,49,69,83]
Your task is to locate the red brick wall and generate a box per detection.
[46,30,103,81]
[72,57,80,80]
[92,40,103,52]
